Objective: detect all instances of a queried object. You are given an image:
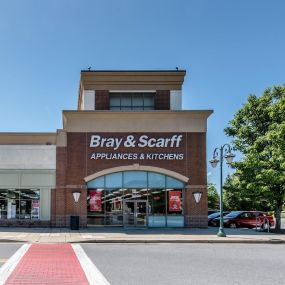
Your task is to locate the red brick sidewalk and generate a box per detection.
[5,244,89,285]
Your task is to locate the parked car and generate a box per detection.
[211,211,275,229]
[208,211,230,226]
[208,210,218,215]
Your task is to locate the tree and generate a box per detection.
[223,174,272,212]
[225,85,285,230]
[208,183,219,210]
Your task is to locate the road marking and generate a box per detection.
[72,244,110,285]
[0,259,8,262]
[4,244,89,285]
[0,244,30,285]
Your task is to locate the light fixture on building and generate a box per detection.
[193,191,202,203]
[73,191,81,203]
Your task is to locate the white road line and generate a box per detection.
[72,244,110,285]
[0,244,31,285]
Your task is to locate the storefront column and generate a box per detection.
[66,186,87,228]
[52,187,67,227]
[184,185,208,228]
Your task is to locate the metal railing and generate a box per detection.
[256,217,270,232]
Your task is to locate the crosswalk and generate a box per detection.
[0,244,110,285]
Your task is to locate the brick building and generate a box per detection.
[0,70,212,228]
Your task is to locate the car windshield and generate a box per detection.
[224,211,241,218]
[208,212,220,218]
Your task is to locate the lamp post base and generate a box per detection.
[217,228,227,237]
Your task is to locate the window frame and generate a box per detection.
[109,92,155,111]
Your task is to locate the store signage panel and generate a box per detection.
[90,134,183,149]
[88,133,185,161]
[89,190,102,212]
[169,191,182,212]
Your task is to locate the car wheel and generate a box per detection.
[229,222,237,228]
[261,222,270,230]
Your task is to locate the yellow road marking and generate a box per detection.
[0,259,8,262]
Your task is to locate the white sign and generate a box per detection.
[90,152,184,160]
[90,134,183,150]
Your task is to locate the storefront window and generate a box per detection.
[0,189,40,220]
[0,199,7,220]
[87,188,124,226]
[123,171,147,188]
[167,189,184,227]
[87,189,104,225]
[148,173,165,189]
[87,171,185,227]
[105,188,123,226]
[166,176,184,188]
[148,189,166,227]
[88,176,104,188]
[105,173,122,188]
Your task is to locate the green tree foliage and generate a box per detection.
[224,85,285,230]
[208,183,219,210]
[223,174,272,212]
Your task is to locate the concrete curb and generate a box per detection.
[72,239,285,244]
[0,239,284,244]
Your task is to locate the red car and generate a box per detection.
[212,211,275,229]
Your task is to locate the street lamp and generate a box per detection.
[210,144,235,237]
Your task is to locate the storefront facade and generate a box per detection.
[0,138,56,226]
[0,70,212,228]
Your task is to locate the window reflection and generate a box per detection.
[123,171,147,188]
[88,171,184,189]
[105,189,123,225]
[0,189,40,220]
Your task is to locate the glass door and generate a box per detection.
[123,200,147,227]
[136,201,147,227]
[124,200,135,227]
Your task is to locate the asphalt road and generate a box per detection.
[0,243,22,268]
[82,243,285,285]
[1,243,285,284]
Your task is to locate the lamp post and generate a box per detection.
[210,144,235,237]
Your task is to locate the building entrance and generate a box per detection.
[123,200,147,228]
[86,170,185,227]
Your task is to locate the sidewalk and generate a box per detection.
[0,227,284,244]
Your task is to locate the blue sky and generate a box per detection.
[0,0,285,189]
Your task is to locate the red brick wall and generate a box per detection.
[53,132,207,227]
[86,132,188,180]
[155,90,170,110]
[95,90,109,110]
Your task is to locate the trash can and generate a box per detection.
[70,215,79,230]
